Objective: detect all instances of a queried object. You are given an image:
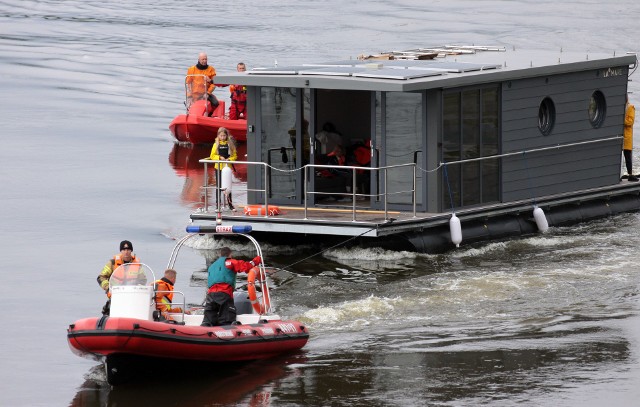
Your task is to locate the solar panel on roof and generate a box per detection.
[352,68,443,80]
[364,60,501,72]
[248,66,308,75]
[299,66,354,76]
[416,62,501,72]
[302,62,356,68]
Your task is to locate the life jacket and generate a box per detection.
[155,278,181,313]
[107,254,141,298]
[230,84,247,115]
[218,143,230,159]
[351,144,371,174]
[113,254,139,270]
[210,140,236,170]
[207,256,236,289]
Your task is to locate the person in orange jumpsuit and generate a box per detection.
[186,52,219,110]
[154,269,188,320]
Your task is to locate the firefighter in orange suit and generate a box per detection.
[154,269,188,320]
[97,240,140,315]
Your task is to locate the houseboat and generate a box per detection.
[187,45,640,253]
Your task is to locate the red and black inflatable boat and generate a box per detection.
[67,225,308,385]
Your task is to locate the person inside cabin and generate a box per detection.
[315,122,343,156]
[201,247,262,327]
[186,52,220,113]
[210,127,238,210]
[321,144,348,177]
[228,62,247,120]
[622,94,638,182]
[316,145,350,199]
[96,240,140,316]
[154,269,189,321]
[347,139,372,194]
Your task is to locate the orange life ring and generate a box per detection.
[243,205,281,216]
[247,266,271,314]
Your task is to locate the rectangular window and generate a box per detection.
[442,92,461,208]
[442,86,500,208]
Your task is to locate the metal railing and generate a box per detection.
[154,289,187,320]
[303,163,417,221]
[199,158,418,222]
[184,74,211,111]
[200,158,274,216]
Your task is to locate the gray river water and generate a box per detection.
[1,1,640,405]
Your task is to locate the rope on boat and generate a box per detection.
[279,225,378,272]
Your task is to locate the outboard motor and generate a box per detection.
[234,291,254,315]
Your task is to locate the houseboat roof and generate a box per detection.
[215,46,637,92]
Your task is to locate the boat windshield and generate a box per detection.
[109,263,154,289]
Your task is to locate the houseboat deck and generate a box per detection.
[191,180,640,239]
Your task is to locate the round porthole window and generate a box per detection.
[588,90,606,128]
[538,97,555,136]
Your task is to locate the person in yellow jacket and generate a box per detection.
[210,127,237,210]
[154,269,188,321]
[623,94,638,182]
[186,52,219,110]
[97,240,140,315]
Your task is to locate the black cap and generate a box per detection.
[120,240,133,251]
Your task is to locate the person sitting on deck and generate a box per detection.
[154,269,188,321]
[201,247,262,327]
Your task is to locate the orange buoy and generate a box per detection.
[243,205,281,216]
[247,266,271,314]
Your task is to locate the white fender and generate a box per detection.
[449,213,462,247]
[221,166,232,191]
[533,206,548,233]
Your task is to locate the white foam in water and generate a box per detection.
[302,295,403,329]
[450,241,509,258]
[324,246,422,261]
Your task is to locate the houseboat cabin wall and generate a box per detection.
[499,65,629,202]
[240,57,632,216]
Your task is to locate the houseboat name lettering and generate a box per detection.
[601,67,624,77]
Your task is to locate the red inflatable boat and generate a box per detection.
[67,226,308,385]
[169,99,247,144]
